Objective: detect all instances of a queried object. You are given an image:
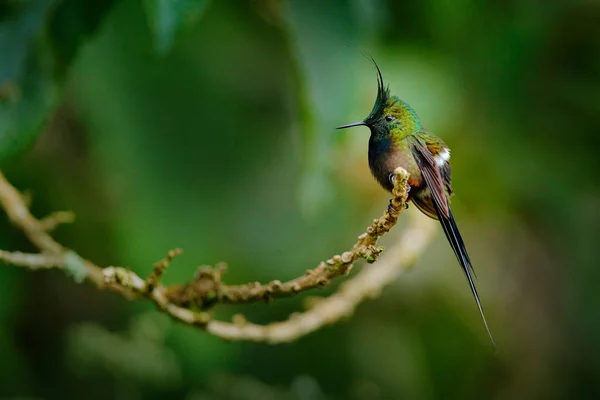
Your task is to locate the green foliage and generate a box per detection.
[2,0,600,399]
[0,0,206,163]
[0,0,118,164]
[0,0,58,164]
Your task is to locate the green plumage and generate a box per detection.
[337,59,495,349]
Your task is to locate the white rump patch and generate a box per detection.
[434,148,450,167]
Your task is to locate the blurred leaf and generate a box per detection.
[48,0,120,72]
[143,0,209,55]
[0,0,54,83]
[0,0,119,164]
[0,0,59,164]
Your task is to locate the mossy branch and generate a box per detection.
[0,168,435,342]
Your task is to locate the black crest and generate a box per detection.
[364,57,391,125]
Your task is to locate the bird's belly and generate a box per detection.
[368,143,423,192]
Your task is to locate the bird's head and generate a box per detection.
[337,59,421,140]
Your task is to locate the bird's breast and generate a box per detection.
[368,136,423,192]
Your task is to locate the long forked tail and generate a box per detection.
[436,207,497,350]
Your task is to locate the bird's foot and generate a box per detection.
[388,172,410,192]
[387,199,398,213]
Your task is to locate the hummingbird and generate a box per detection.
[337,59,495,349]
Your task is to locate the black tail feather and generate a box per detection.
[435,207,496,350]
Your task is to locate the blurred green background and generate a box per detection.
[1,0,600,398]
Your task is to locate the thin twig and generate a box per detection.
[39,211,76,231]
[146,248,183,292]
[0,171,107,288]
[0,250,64,269]
[0,170,63,254]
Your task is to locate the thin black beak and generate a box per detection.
[336,121,365,129]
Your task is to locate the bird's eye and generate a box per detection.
[385,115,394,122]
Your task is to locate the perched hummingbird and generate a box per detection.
[337,60,495,348]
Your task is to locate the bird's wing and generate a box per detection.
[408,134,472,274]
[421,129,454,196]
[408,136,450,218]
[408,134,496,349]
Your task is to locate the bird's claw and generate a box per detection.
[388,172,411,192]
[387,199,398,213]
